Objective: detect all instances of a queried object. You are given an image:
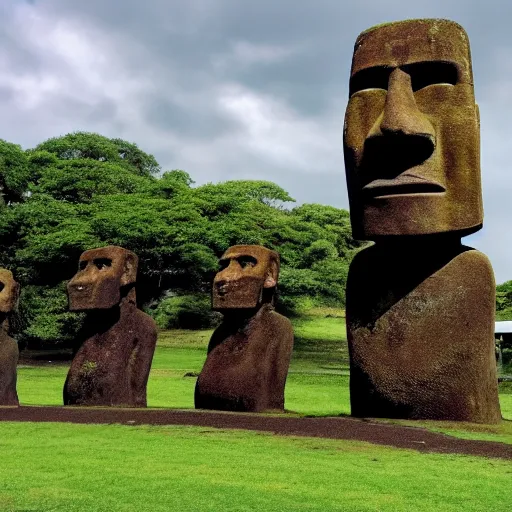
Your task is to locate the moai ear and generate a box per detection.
[120,252,138,287]
[263,259,279,289]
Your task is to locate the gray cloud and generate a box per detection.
[1,0,511,282]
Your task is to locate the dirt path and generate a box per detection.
[1,406,511,460]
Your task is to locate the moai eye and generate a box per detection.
[79,261,87,271]
[349,62,458,96]
[404,61,458,91]
[94,258,112,270]
[218,259,229,272]
[349,66,392,96]
[0,281,4,293]
[238,256,257,269]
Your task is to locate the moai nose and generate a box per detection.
[68,273,91,292]
[378,68,434,137]
[361,68,436,179]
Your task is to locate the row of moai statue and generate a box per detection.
[0,244,293,413]
[65,243,293,412]
[0,18,503,423]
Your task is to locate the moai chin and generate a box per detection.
[0,269,20,406]
[64,246,157,407]
[343,19,502,423]
[195,245,294,412]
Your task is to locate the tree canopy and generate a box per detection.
[0,132,364,346]
[0,139,31,205]
[496,280,512,321]
[2,130,510,345]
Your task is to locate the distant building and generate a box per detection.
[495,321,512,335]
[495,321,512,373]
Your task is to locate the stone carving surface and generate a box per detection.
[343,19,501,423]
[195,245,294,412]
[0,269,19,406]
[64,246,157,407]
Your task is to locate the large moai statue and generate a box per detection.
[0,269,20,406]
[64,246,157,407]
[343,19,502,423]
[195,245,294,412]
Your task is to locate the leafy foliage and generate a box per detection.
[496,280,512,321]
[17,283,86,349]
[34,132,160,177]
[148,294,221,330]
[0,132,364,345]
[30,159,153,202]
[0,139,31,204]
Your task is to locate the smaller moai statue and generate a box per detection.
[64,246,157,407]
[0,269,20,406]
[195,245,294,412]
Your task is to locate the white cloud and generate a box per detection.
[0,0,510,281]
[0,2,156,139]
[212,41,301,71]
[217,84,340,170]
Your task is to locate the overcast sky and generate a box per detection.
[1,0,510,282]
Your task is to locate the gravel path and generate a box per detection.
[1,406,511,460]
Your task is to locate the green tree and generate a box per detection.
[29,159,153,203]
[0,132,361,344]
[496,280,512,321]
[0,139,31,205]
[17,283,86,349]
[34,132,160,177]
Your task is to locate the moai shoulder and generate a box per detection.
[195,245,294,413]
[64,246,157,407]
[0,269,20,406]
[343,19,501,423]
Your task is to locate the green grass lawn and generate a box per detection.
[16,314,351,412]
[0,422,511,512]
[5,311,512,511]
[17,312,512,421]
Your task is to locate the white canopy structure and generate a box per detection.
[495,321,512,335]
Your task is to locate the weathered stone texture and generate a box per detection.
[347,242,501,422]
[343,19,501,423]
[195,245,294,412]
[0,269,19,406]
[64,246,157,407]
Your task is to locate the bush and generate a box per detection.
[148,294,221,330]
[16,282,85,349]
[278,262,347,313]
[276,294,317,316]
[302,240,338,267]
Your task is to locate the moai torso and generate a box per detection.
[0,324,19,406]
[343,20,501,423]
[0,270,20,406]
[347,243,500,422]
[195,304,294,412]
[64,300,157,407]
[64,246,157,407]
[195,245,294,412]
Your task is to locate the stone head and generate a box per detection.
[67,246,138,311]
[212,245,280,311]
[0,269,19,314]
[343,19,482,239]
